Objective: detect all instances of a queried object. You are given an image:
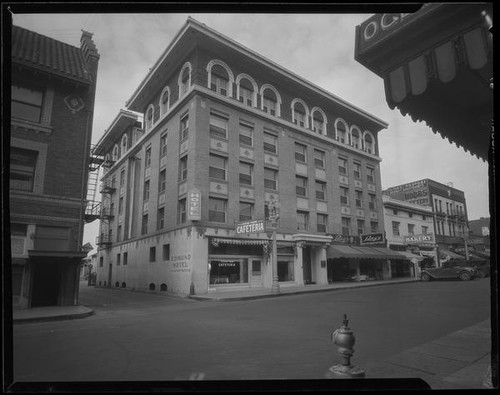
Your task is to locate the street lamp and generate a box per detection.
[268,200,280,294]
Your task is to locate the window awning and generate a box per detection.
[439,248,465,260]
[211,238,269,247]
[327,245,407,260]
[395,251,425,262]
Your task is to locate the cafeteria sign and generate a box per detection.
[187,188,201,221]
[404,233,435,245]
[236,219,265,235]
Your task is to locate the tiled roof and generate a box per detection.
[12,25,93,84]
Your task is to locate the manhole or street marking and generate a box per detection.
[188,372,205,380]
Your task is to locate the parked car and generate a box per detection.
[449,258,490,278]
[420,261,477,281]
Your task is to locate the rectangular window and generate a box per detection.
[357,219,365,235]
[239,201,254,221]
[209,154,227,181]
[369,193,377,210]
[163,244,170,261]
[341,217,351,236]
[118,197,123,215]
[239,122,253,146]
[367,166,375,183]
[117,225,122,242]
[317,214,328,233]
[209,112,228,139]
[178,198,186,224]
[159,169,166,193]
[408,223,415,235]
[392,221,400,236]
[209,198,227,223]
[99,256,103,267]
[263,132,278,154]
[157,207,165,230]
[296,176,308,197]
[179,156,188,181]
[117,253,121,266]
[422,226,428,235]
[315,181,326,200]
[160,133,168,157]
[314,149,325,169]
[143,180,150,201]
[120,168,126,186]
[338,157,348,175]
[340,187,349,205]
[150,246,156,262]
[264,168,278,190]
[145,146,152,168]
[141,214,148,235]
[355,190,363,207]
[294,142,307,163]
[297,211,309,231]
[370,221,378,233]
[12,84,44,123]
[10,147,38,192]
[180,113,189,140]
[353,162,361,179]
[393,209,398,215]
[123,252,128,265]
[239,162,253,185]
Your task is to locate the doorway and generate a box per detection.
[302,246,312,284]
[31,261,60,307]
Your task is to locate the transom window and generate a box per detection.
[209,154,227,181]
[294,143,307,163]
[296,176,308,197]
[263,132,278,154]
[239,123,253,146]
[209,112,228,139]
[239,162,253,185]
[12,84,44,123]
[209,198,227,223]
[10,147,38,192]
[264,168,278,190]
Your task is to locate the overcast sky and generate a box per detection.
[11,11,491,248]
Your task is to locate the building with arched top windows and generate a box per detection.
[94,17,407,297]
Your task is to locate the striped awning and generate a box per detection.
[327,245,407,260]
[211,238,269,247]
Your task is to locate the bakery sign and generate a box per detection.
[404,233,435,245]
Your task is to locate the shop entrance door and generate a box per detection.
[302,246,312,284]
[31,261,60,307]
[250,259,263,287]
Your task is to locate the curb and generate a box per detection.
[13,310,95,325]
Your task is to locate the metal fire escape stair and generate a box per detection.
[84,145,104,223]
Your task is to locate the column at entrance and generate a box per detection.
[294,242,304,285]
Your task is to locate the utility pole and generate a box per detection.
[268,200,280,294]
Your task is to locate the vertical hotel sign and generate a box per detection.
[187,188,201,221]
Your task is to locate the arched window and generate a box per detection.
[145,105,154,132]
[363,131,375,154]
[115,281,120,287]
[335,118,348,144]
[260,84,281,117]
[236,73,258,107]
[178,62,192,97]
[121,134,128,154]
[350,126,361,149]
[206,59,234,98]
[149,283,156,291]
[291,98,310,129]
[311,107,327,135]
[159,86,170,117]
[160,283,167,291]
[121,282,126,288]
[112,144,120,161]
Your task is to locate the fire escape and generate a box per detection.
[95,155,116,248]
[84,145,104,223]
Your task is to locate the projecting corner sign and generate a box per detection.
[187,188,201,221]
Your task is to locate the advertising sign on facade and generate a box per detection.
[187,188,201,221]
[404,233,435,245]
[236,219,265,235]
[385,179,430,205]
[360,233,385,245]
[329,234,359,245]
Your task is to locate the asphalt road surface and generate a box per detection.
[12,278,491,383]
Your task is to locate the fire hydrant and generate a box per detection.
[326,314,365,378]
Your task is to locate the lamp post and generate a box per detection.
[268,200,280,294]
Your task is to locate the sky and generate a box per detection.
[11,10,491,249]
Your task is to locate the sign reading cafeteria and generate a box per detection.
[236,219,265,235]
[187,188,201,221]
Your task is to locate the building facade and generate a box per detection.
[382,194,436,276]
[10,26,99,308]
[94,18,406,296]
[384,179,470,266]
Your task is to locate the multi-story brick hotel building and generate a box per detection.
[94,17,406,295]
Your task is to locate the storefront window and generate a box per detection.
[278,259,294,281]
[209,260,248,284]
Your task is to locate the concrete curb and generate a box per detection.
[13,309,95,325]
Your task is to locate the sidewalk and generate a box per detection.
[12,305,94,324]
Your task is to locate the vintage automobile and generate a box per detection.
[448,258,491,278]
[420,261,478,281]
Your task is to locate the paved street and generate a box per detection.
[13,279,491,384]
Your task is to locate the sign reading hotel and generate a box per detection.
[404,233,435,245]
[385,179,430,206]
[236,219,265,235]
[187,188,201,221]
[360,233,385,245]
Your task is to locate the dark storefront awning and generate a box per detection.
[439,248,465,260]
[327,245,407,260]
[28,250,88,259]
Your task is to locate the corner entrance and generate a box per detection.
[31,261,60,307]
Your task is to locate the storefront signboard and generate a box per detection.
[236,219,265,235]
[329,234,359,245]
[404,233,435,245]
[360,233,385,245]
[187,188,201,221]
[385,179,430,205]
